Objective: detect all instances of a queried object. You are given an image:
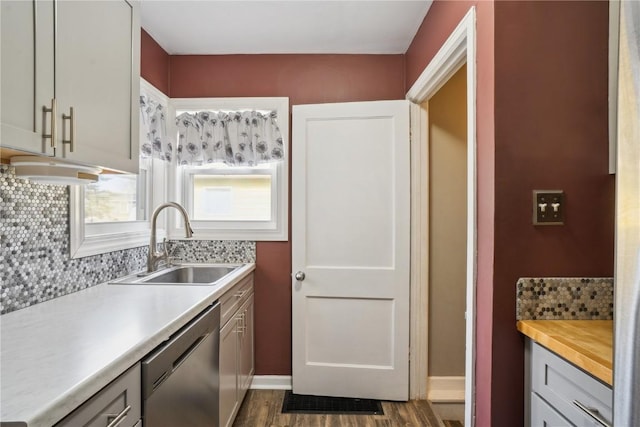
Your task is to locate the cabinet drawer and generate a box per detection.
[220,274,254,327]
[531,392,572,427]
[531,342,612,427]
[55,363,141,427]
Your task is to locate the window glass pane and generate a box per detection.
[84,174,142,223]
[193,175,271,221]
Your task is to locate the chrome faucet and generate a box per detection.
[148,202,194,273]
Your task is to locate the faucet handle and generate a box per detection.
[162,238,169,257]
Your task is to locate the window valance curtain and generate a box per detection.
[176,110,284,166]
[140,94,172,161]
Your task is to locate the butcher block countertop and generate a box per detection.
[517,320,613,386]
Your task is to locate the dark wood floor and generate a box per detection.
[233,389,463,427]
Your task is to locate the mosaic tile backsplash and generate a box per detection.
[516,277,613,320]
[0,166,256,315]
[168,240,255,264]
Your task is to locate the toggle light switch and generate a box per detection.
[533,190,564,225]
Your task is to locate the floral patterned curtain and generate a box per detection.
[140,94,172,161]
[175,110,284,166]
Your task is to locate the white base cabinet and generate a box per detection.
[55,363,142,427]
[531,391,572,427]
[239,295,255,398]
[220,314,240,427]
[525,339,612,427]
[219,274,255,427]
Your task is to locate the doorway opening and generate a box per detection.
[406,6,476,427]
[423,64,468,424]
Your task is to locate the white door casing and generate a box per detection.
[406,7,477,426]
[292,100,411,401]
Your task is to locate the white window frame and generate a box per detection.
[169,97,289,241]
[69,78,168,258]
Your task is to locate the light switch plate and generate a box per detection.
[533,190,564,225]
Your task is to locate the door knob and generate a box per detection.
[294,271,306,281]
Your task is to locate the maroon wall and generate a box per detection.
[406,2,497,425]
[169,55,405,102]
[169,54,406,375]
[141,30,170,95]
[493,1,613,425]
[407,1,613,426]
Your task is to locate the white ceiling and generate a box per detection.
[140,0,432,55]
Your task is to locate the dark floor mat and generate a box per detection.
[281,391,384,415]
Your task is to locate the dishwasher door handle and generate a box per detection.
[150,332,208,393]
[172,333,207,371]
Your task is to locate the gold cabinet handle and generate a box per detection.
[42,98,57,148]
[62,107,75,152]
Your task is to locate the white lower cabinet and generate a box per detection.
[219,274,255,427]
[220,315,240,427]
[526,340,612,427]
[239,294,255,399]
[55,363,142,427]
[531,391,572,426]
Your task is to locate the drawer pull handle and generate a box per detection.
[106,404,131,427]
[237,312,246,334]
[572,400,612,427]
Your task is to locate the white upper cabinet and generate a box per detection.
[56,1,140,173]
[1,0,140,174]
[1,0,55,153]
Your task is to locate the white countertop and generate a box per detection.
[0,263,255,427]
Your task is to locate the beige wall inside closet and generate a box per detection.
[425,64,467,376]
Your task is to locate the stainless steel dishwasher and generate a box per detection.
[142,303,220,427]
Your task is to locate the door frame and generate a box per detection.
[406,7,477,427]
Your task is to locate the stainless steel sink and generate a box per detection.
[147,266,236,284]
[110,264,244,286]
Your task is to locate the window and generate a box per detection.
[191,170,271,221]
[84,168,146,223]
[69,78,166,258]
[170,97,289,241]
[178,162,284,238]
[69,153,156,258]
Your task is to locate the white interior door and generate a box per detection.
[292,100,410,401]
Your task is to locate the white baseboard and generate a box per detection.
[250,375,292,390]
[427,376,465,403]
[249,375,463,398]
